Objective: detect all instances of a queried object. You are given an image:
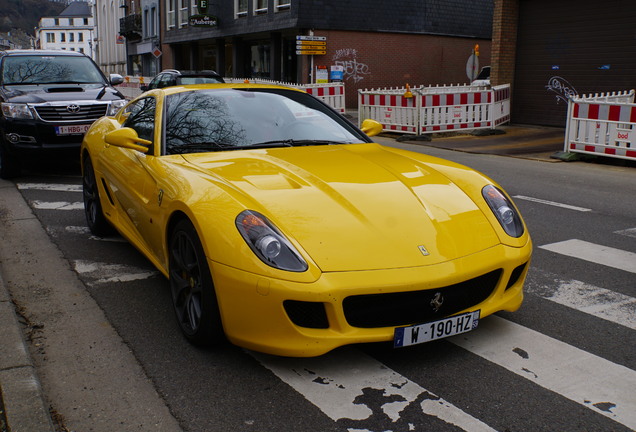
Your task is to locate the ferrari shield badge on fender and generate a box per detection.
[418,245,430,256]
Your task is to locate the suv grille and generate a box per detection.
[34,104,109,122]
[343,269,502,328]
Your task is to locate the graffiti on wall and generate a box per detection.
[332,48,370,84]
[546,76,578,104]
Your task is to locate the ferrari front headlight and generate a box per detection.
[236,210,308,272]
[1,102,33,119]
[482,185,524,238]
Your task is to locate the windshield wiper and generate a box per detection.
[170,142,231,154]
[286,140,349,146]
[230,140,295,150]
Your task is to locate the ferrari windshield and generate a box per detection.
[1,55,107,85]
[163,88,368,154]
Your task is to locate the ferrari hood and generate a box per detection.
[183,143,500,272]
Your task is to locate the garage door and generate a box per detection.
[512,0,636,127]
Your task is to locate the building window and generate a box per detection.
[69,33,74,42]
[178,0,189,27]
[144,9,149,37]
[274,0,290,10]
[46,33,55,43]
[190,0,197,17]
[78,33,83,42]
[79,48,84,53]
[84,18,88,25]
[235,0,247,18]
[150,7,157,36]
[54,18,59,26]
[61,33,66,42]
[254,0,267,14]
[166,0,176,29]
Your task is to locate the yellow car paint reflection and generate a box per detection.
[81,84,531,357]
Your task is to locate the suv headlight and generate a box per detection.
[236,210,308,272]
[1,103,33,119]
[482,185,524,238]
[107,99,127,116]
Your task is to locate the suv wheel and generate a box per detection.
[0,144,21,179]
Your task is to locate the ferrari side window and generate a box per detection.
[122,97,156,143]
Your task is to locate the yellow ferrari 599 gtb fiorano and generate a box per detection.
[80,84,532,357]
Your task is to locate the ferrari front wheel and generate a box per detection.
[169,219,224,346]
[82,155,113,236]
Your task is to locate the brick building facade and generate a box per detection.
[148,0,494,109]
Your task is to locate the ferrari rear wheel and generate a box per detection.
[169,219,224,346]
[82,155,113,236]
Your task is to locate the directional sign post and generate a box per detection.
[296,35,326,55]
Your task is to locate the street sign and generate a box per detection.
[296,40,326,47]
[296,50,326,55]
[296,35,326,41]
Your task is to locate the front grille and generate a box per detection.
[506,262,528,290]
[343,269,502,328]
[34,104,109,122]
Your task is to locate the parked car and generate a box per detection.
[81,83,531,357]
[471,66,491,87]
[139,69,224,91]
[0,49,126,178]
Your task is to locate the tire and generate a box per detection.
[82,155,113,236]
[169,219,224,346]
[0,143,21,179]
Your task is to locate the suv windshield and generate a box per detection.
[1,55,106,85]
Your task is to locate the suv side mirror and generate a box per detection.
[110,74,124,86]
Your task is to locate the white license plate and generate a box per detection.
[55,124,91,135]
[394,310,480,348]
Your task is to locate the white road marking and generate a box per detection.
[451,316,636,430]
[72,260,159,285]
[253,348,495,432]
[17,183,82,193]
[614,227,636,239]
[540,239,636,274]
[512,195,592,212]
[527,274,636,330]
[32,200,84,211]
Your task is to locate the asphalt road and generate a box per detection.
[2,141,635,432]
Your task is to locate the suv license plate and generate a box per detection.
[55,124,91,135]
[394,310,480,348]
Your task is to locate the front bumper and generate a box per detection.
[210,240,532,357]
[1,117,87,153]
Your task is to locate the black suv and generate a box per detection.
[0,49,127,178]
[140,69,224,91]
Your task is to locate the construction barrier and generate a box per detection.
[358,84,510,135]
[358,87,421,134]
[565,90,636,161]
[117,76,346,113]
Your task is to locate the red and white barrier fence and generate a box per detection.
[565,90,636,161]
[117,76,346,114]
[358,84,510,135]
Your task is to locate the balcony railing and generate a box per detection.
[119,14,142,41]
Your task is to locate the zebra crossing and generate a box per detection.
[16,180,636,432]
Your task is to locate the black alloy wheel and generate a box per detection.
[82,155,113,236]
[169,219,224,346]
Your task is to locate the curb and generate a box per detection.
[0,270,55,432]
